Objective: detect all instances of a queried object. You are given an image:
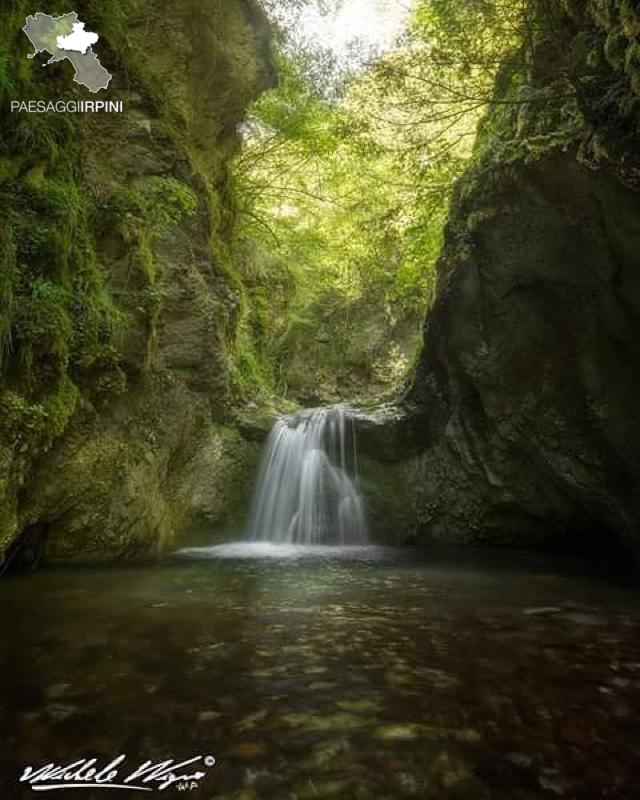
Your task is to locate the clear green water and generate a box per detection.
[1,545,639,799]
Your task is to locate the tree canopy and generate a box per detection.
[231,0,532,403]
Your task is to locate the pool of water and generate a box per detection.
[1,544,639,799]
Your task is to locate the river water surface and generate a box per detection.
[1,545,639,799]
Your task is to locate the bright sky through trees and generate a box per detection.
[295,0,411,65]
[262,0,412,74]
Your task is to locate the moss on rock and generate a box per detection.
[0,0,276,566]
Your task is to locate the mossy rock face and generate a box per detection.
[18,381,261,562]
[358,457,415,544]
[276,291,423,407]
[0,0,276,566]
[401,0,640,558]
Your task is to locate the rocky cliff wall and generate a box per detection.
[391,0,640,557]
[0,0,275,567]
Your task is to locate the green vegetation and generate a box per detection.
[0,1,123,548]
[0,0,637,560]
[231,0,536,403]
[0,0,207,551]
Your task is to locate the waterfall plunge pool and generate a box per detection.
[2,546,639,799]
[4,408,639,797]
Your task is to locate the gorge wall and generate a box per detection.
[375,0,640,557]
[0,0,275,567]
[2,0,639,566]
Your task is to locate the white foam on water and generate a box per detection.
[177,542,390,561]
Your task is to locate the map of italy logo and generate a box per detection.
[23,12,112,93]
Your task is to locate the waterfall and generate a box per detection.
[247,406,368,545]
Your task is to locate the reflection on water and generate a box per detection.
[1,545,639,799]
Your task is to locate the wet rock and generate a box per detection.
[523,607,563,616]
[337,699,380,713]
[374,724,481,743]
[375,724,422,741]
[299,778,366,798]
[539,769,573,795]
[45,682,70,699]
[283,713,365,732]
[557,611,606,626]
[45,703,79,721]
[428,752,473,790]
[236,710,268,731]
[228,743,266,759]
[198,711,223,723]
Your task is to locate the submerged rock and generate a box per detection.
[522,607,563,617]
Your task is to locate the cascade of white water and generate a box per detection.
[247,406,368,545]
